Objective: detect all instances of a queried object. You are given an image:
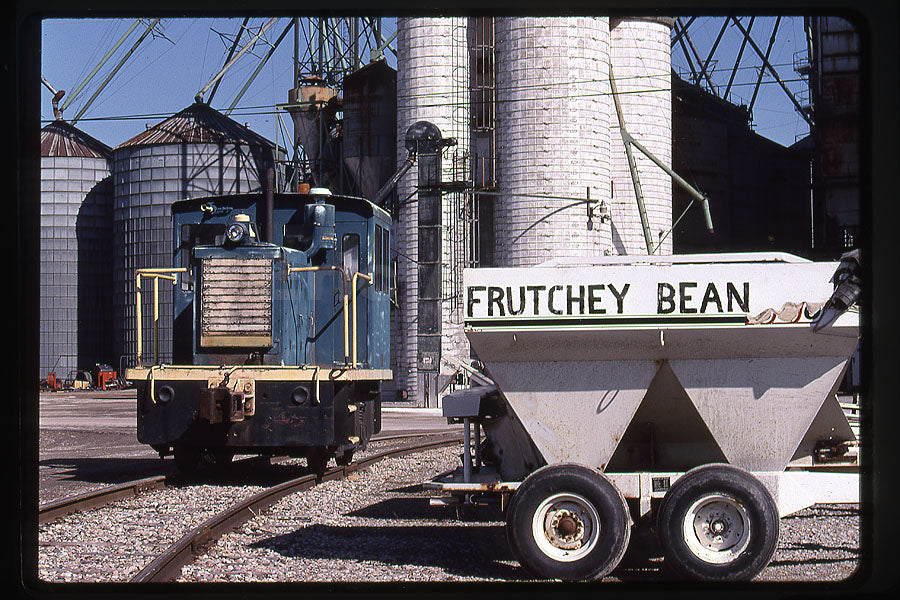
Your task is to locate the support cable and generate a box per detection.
[208,17,249,106]
[72,19,161,124]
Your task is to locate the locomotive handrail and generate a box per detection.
[135,268,187,367]
[351,272,373,367]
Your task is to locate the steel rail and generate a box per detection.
[38,432,455,526]
[130,433,462,582]
[39,476,168,525]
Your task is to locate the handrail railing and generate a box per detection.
[134,265,371,369]
[135,268,188,367]
[351,272,373,367]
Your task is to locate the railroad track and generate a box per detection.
[39,432,462,583]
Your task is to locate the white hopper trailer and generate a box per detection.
[427,251,861,582]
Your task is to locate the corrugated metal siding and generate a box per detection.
[39,152,113,380]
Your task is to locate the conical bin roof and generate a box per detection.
[41,120,112,158]
[116,101,274,149]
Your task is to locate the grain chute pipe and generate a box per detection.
[289,265,350,364]
[209,17,250,106]
[61,19,141,112]
[226,19,294,116]
[196,18,278,102]
[351,272,373,366]
[372,150,416,208]
[41,76,66,120]
[627,136,714,234]
[609,65,655,254]
[72,19,161,124]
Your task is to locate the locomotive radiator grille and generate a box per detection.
[200,257,273,347]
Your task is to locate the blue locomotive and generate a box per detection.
[129,188,392,472]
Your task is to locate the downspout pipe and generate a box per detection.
[610,65,714,242]
[372,150,416,209]
[41,76,65,120]
[610,65,656,253]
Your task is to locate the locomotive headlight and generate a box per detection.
[225,223,246,244]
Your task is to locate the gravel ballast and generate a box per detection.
[38,443,862,584]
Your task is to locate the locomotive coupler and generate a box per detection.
[198,380,255,423]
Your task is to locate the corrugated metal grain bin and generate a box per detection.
[39,120,114,382]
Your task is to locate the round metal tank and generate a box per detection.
[342,59,397,201]
[493,17,614,266]
[112,102,279,367]
[609,17,675,255]
[40,120,114,382]
[395,17,470,404]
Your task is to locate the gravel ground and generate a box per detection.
[37,442,862,585]
[180,445,862,584]
[36,437,451,583]
[38,476,269,582]
[179,444,526,583]
[757,503,861,582]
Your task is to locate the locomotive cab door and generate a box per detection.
[339,228,368,366]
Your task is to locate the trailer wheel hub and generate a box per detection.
[547,509,584,548]
[533,493,602,559]
[684,494,751,564]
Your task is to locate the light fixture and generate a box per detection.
[226,222,246,244]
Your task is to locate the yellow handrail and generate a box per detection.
[135,268,187,367]
[351,272,373,367]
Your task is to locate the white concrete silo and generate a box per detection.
[494,17,610,266]
[394,17,470,405]
[493,17,614,266]
[609,17,675,255]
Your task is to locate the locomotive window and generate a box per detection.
[342,233,360,276]
[374,226,383,292]
[382,228,391,294]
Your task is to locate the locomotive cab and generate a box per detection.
[128,189,392,472]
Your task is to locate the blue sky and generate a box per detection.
[40,16,811,149]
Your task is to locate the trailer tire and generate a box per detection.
[506,464,631,581]
[656,464,779,581]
